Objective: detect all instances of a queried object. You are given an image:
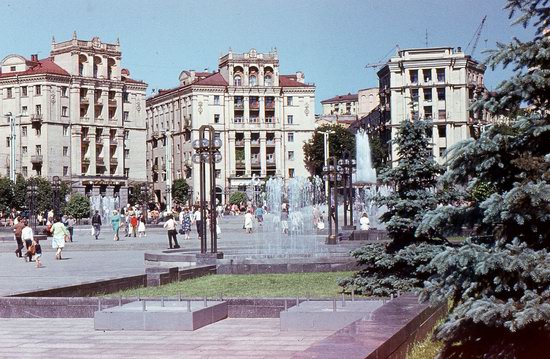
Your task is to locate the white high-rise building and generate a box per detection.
[146,48,316,206]
[377,47,486,163]
[0,33,147,204]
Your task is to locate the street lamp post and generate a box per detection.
[192,125,222,254]
[26,179,38,232]
[322,156,344,244]
[52,176,61,218]
[4,112,24,182]
[338,150,356,230]
[318,130,335,200]
[164,130,173,211]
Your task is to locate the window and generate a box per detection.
[213,95,220,105]
[287,96,293,106]
[423,69,432,82]
[22,106,28,115]
[423,88,432,102]
[424,106,433,119]
[63,146,69,156]
[124,168,129,177]
[214,114,220,124]
[123,111,129,121]
[410,70,418,83]
[123,92,129,103]
[62,106,68,117]
[249,75,257,86]
[35,127,41,136]
[436,68,445,82]
[35,105,42,115]
[264,75,272,86]
[234,75,242,86]
[61,86,68,97]
[438,125,447,138]
[287,115,294,124]
[10,66,16,72]
[7,88,12,98]
[437,88,446,101]
[22,146,27,155]
[288,168,295,178]
[21,86,27,97]
[36,168,41,176]
[22,126,27,137]
[63,166,69,176]
[35,85,41,95]
[411,89,419,102]
[36,145,42,155]
[22,166,27,177]
[287,132,294,142]
[288,151,295,160]
[438,109,446,119]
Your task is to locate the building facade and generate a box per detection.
[318,88,379,127]
[146,49,316,206]
[377,47,486,163]
[0,33,147,205]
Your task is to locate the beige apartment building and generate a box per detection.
[377,47,486,163]
[146,48,316,206]
[318,88,379,127]
[0,33,147,204]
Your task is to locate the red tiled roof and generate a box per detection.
[0,57,69,78]
[321,93,358,104]
[194,72,228,86]
[279,75,314,87]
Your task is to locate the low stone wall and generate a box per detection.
[217,261,358,274]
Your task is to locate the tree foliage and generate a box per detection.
[172,178,189,204]
[228,191,247,205]
[0,177,14,212]
[418,2,550,357]
[64,193,91,219]
[340,120,447,296]
[302,124,355,176]
[128,182,149,207]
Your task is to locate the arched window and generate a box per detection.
[249,75,257,86]
[264,75,272,86]
[234,75,242,86]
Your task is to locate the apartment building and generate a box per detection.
[318,88,379,127]
[146,48,316,206]
[0,33,147,204]
[377,47,486,163]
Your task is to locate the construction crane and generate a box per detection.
[465,15,487,57]
[365,44,400,69]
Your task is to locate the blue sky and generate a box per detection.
[0,0,534,112]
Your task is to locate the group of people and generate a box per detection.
[13,215,71,267]
[91,206,147,241]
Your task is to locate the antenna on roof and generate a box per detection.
[52,36,56,44]
[72,31,77,40]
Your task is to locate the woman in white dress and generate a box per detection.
[359,213,370,231]
[244,210,254,233]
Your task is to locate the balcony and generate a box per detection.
[80,116,90,122]
[266,140,275,146]
[249,117,260,124]
[81,137,90,144]
[96,157,105,166]
[110,138,118,145]
[95,117,104,123]
[96,137,103,145]
[30,155,43,164]
[234,102,244,110]
[235,140,245,146]
[249,101,259,109]
[82,157,90,165]
[31,114,43,124]
[233,117,244,124]
[251,159,261,166]
[266,159,276,166]
[265,102,275,109]
[265,117,276,124]
[110,157,118,165]
[108,99,117,107]
[80,97,89,104]
[250,140,260,146]
[236,160,245,167]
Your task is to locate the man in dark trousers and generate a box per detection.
[91,211,102,240]
[13,216,25,257]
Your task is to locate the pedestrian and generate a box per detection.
[111,210,121,241]
[360,212,370,231]
[129,214,138,237]
[137,215,146,237]
[281,210,289,234]
[180,208,192,240]
[91,210,102,240]
[21,219,34,262]
[244,210,254,233]
[193,206,203,240]
[255,206,264,226]
[50,216,69,260]
[33,237,42,268]
[13,216,25,258]
[67,215,76,242]
[163,214,180,249]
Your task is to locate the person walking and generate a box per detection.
[244,210,254,234]
[129,214,138,237]
[111,210,121,241]
[254,206,264,226]
[13,216,25,258]
[359,212,370,231]
[91,211,102,240]
[193,207,203,240]
[66,215,76,242]
[180,208,192,240]
[50,216,69,260]
[21,219,34,262]
[163,214,180,249]
[137,215,146,237]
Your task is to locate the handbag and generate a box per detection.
[178,228,185,235]
[28,243,36,255]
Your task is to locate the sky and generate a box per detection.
[0,0,535,113]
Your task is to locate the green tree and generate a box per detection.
[172,178,189,204]
[64,193,91,219]
[340,120,447,296]
[0,177,14,212]
[13,174,27,210]
[31,177,53,213]
[418,2,550,357]
[128,182,149,207]
[229,191,247,205]
[303,124,355,176]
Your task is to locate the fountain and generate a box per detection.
[354,129,377,185]
[89,195,119,225]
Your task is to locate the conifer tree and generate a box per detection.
[418,1,550,357]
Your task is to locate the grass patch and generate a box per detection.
[107,272,354,298]
[407,319,444,359]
